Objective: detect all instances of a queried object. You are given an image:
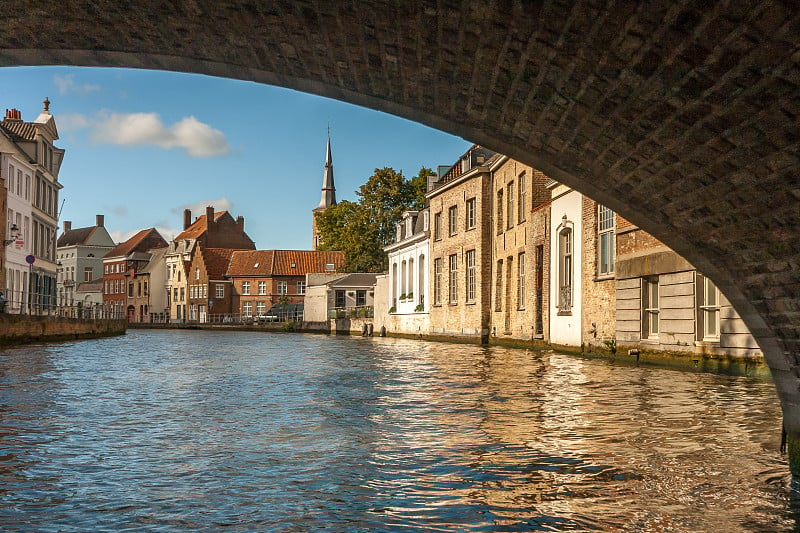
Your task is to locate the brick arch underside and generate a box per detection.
[1,2,798,438]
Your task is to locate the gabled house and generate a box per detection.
[186,247,239,323]
[102,228,167,319]
[0,101,65,314]
[56,214,115,311]
[129,246,168,323]
[165,206,255,322]
[226,249,344,318]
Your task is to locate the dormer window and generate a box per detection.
[254,262,259,268]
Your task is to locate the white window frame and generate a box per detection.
[242,301,253,317]
[258,280,267,295]
[433,258,442,306]
[465,249,476,303]
[277,281,288,295]
[643,277,659,339]
[448,253,458,305]
[466,197,476,230]
[700,276,720,340]
[297,281,306,295]
[216,284,224,299]
[598,204,615,276]
[448,205,458,236]
[242,281,250,295]
[558,227,573,314]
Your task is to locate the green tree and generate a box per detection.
[316,166,433,272]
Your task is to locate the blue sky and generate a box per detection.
[0,67,471,248]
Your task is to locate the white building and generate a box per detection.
[1,102,64,314]
[56,215,115,310]
[548,182,583,346]
[381,209,430,335]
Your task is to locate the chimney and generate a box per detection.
[236,215,244,231]
[4,108,21,121]
[183,209,192,230]
[96,214,104,227]
[63,221,72,232]
[206,206,215,231]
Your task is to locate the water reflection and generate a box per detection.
[0,330,794,531]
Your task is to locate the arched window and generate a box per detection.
[558,226,573,314]
[408,258,414,300]
[418,255,425,308]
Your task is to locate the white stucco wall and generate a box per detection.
[549,187,583,347]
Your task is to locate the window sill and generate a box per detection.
[695,339,720,347]
[466,226,476,232]
[465,300,476,305]
[557,310,572,316]
[448,302,459,306]
[594,274,614,282]
[639,338,660,344]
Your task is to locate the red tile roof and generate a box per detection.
[201,248,241,280]
[226,250,344,277]
[175,211,228,240]
[104,228,167,259]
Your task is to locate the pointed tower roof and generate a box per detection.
[316,130,336,210]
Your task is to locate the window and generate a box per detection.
[518,173,526,223]
[325,263,336,272]
[84,267,93,282]
[356,290,367,307]
[495,259,503,312]
[179,287,185,301]
[243,301,253,317]
[216,284,224,298]
[466,198,476,230]
[401,260,407,296]
[506,181,514,229]
[496,189,504,234]
[258,280,267,295]
[598,204,615,276]
[408,258,414,300]
[144,282,148,296]
[448,205,458,236]
[242,281,250,295]
[700,276,720,340]
[277,281,288,295]
[518,252,526,309]
[128,282,134,297]
[195,268,200,280]
[297,281,306,295]
[558,228,573,314]
[423,211,430,231]
[643,277,659,339]
[465,249,476,302]
[257,301,266,315]
[448,254,458,305]
[434,212,442,240]
[433,258,442,305]
[335,290,346,308]
[418,256,425,308]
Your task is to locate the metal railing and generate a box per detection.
[328,306,374,319]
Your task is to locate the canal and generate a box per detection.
[0,329,797,531]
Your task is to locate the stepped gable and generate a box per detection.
[176,211,228,240]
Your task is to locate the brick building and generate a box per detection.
[489,156,552,342]
[186,247,238,323]
[165,206,255,322]
[426,145,497,340]
[227,249,344,318]
[102,228,167,319]
[128,246,167,323]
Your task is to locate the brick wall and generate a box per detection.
[581,197,616,348]
[428,168,492,338]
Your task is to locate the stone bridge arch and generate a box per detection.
[1,1,798,471]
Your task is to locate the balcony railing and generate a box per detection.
[328,306,374,319]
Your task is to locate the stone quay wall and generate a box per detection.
[0,314,126,345]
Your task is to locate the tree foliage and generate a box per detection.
[315,167,433,272]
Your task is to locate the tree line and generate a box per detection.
[314,167,434,272]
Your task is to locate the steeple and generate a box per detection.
[316,127,336,210]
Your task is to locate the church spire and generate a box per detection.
[317,126,336,210]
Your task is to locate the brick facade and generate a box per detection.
[581,197,616,349]
[427,149,495,339]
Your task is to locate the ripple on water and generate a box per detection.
[0,330,794,532]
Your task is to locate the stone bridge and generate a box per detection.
[1,1,798,472]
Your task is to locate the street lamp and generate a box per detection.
[4,223,19,246]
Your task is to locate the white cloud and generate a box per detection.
[53,74,100,95]
[57,113,91,132]
[171,197,234,217]
[90,111,230,157]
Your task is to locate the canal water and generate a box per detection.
[0,329,797,532]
